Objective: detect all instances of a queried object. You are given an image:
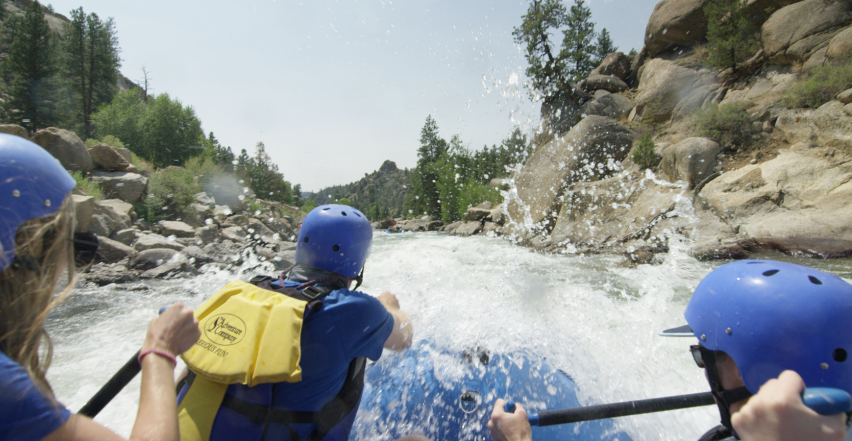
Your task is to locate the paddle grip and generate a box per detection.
[802,387,852,415]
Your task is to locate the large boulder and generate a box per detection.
[590,52,631,80]
[464,202,493,222]
[660,137,722,189]
[826,25,852,62]
[581,74,629,93]
[701,147,852,244]
[113,228,142,247]
[133,233,186,252]
[644,0,711,58]
[95,199,135,225]
[775,102,852,152]
[161,221,196,238]
[633,59,717,123]
[72,194,95,233]
[538,88,590,143]
[97,237,138,264]
[0,124,27,139]
[87,144,131,171]
[31,127,94,172]
[505,116,634,231]
[761,0,852,65]
[580,93,634,120]
[195,226,221,245]
[90,171,148,203]
[452,221,484,237]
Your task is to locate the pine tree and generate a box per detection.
[414,115,446,219]
[63,8,121,139]
[512,0,569,97]
[594,28,617,64]
[560,0,597,84]
[6,1,59,132]
[705,0,758,74]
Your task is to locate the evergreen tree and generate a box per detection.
[202,132,235,172]
[414,115,446,219]
[705,0,758,74]
[560,0,597,84]
[6,1,59,132]
[594,28,617,64]
[512,0,569,97]
[63,7,121,139]
[235,142,294,204]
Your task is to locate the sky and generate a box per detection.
[46,0,660,192]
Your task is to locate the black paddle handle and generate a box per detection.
[77,351,142,417]
[533,392,715,426]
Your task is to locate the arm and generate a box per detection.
[731,370,846,441]
[377,291,413,351]
[488,399,533,441]
[44,304,200,441]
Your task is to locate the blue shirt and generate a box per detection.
[0,350,70,440]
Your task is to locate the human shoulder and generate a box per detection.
[0,351,71,440]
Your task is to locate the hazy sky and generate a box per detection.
[46,0,659,191]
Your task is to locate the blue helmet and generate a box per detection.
[0,134,76,272]
[685,260,852,394]
[295,204,372,278]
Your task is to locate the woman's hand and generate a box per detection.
[732,370,846,441]
[140,303,199,358]
[488,399,533,441]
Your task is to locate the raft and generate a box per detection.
[354,341,632,441]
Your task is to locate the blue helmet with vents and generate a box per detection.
[0,134,76,272]
[684,260,852,394]
[295,204,372,278]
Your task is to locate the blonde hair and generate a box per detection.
[0,194,76,397]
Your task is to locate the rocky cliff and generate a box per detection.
[312,160,410,220]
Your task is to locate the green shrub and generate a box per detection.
[143,167,200,223]
[69,171,103,199]
[695,101,755,148]
[185,156,224,189]
[459,179,502,217]
[131,153,154,175]
[631,133,657,170]
[784,59,852,109]
[85,135,126,150]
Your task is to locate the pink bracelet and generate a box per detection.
[137,349,177,367]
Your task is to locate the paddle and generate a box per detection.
[78,307,170,418]
[504,388,852,427]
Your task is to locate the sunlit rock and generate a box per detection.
[644,0,712,58]
[761,0,852,65]
[88,143,131,171]
[129,248,180,270]
[90,171,148,203]
[776,102,852,152]
[452,221,483,237]
[582,75,629,93]
[32,127,94,172]
[581,93,634,120]
[98,237,138,264]
[161,221,196,238]
[633,59,716,123]
[590,52,631,80]
[660,137,721,189]
[72,194,95,233]
[113,228,141,247]
[133,233,186,252]
[0,124,27,139]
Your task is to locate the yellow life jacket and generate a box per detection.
[177,279,317,441]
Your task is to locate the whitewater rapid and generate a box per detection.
[46,231,776,440]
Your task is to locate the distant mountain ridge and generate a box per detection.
[310,160,409,220]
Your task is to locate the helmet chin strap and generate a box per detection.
[702,348,753,434]
[351,267,364,291]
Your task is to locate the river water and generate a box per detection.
[44,231,852,440]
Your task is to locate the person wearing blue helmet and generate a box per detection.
[0,133,201,441]
[488,260,852,441]
[175,204,423,441]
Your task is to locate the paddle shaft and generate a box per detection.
[530,392,714,426]
[77,351,141,417]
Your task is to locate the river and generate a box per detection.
[44,231,852,440]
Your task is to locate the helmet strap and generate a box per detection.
[351,267,364,291]
[701,347,752,433]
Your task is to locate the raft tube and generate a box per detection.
[354,341,632,441]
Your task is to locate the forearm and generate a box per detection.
[128,355,179,441]
[385,308,414,350]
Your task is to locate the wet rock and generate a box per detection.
[582,74,629,93]
[161,221,196,238]
[88,144,131,171]
[442,221,463,233]
[506,116,634,230]
[660,137,722,189]
[398,219,443,231]
[539,88,590,142]
[129,248,181,270]
[31,127,94,172]
[133,233,186,252]
[590,52,631,80]
[0,124,27,139]
[489,206,506,226]
[181,245,215,266]
[464,201,494,222]
[580,93,634,120]
[481,222,502,236]
[90,172,148,203]
[739,237,852,258]
[140,260,197,279]
[72,194,95,233]
[83,262,136,286]
[689,241,750,261]
[761,0,852,65]
[97,237,138,263]
[633,59,717,123]
[644,0,712,58]
[213,205,234,219]
[113,228,142,247]
[452,221,483,237]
